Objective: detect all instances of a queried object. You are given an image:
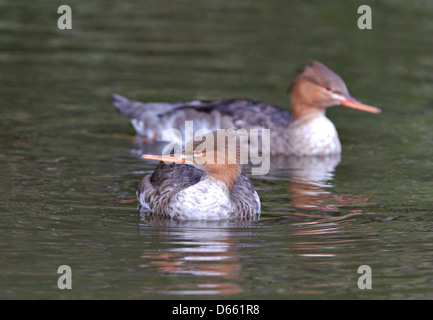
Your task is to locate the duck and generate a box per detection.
[137,130,261,220]
[112,60,381,156]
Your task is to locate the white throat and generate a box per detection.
[285,112,341,156]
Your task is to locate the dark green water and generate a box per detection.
[1,0,433,299]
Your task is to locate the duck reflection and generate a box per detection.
[282,155,340,211]
[138,217,256,296]
[243,153,341,211]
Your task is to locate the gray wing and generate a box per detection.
[137,163,203,216]
[230,174,261,220]
[112,94,291,137]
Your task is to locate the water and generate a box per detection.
[1,0,433,299]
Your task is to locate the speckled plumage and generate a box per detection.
[137,163,260,221]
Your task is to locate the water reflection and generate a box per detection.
[260,154,342,211]
[273,155,377,265]
[283,156,377,282]
[138,218,256,295]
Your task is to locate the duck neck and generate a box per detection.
[204,165,241,192]
[290,83,326,120]
[291,101,326,121]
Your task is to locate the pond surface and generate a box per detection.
[1,0,433,299]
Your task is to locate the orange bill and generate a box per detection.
[141,154,186,163]
[340,97,382,114]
